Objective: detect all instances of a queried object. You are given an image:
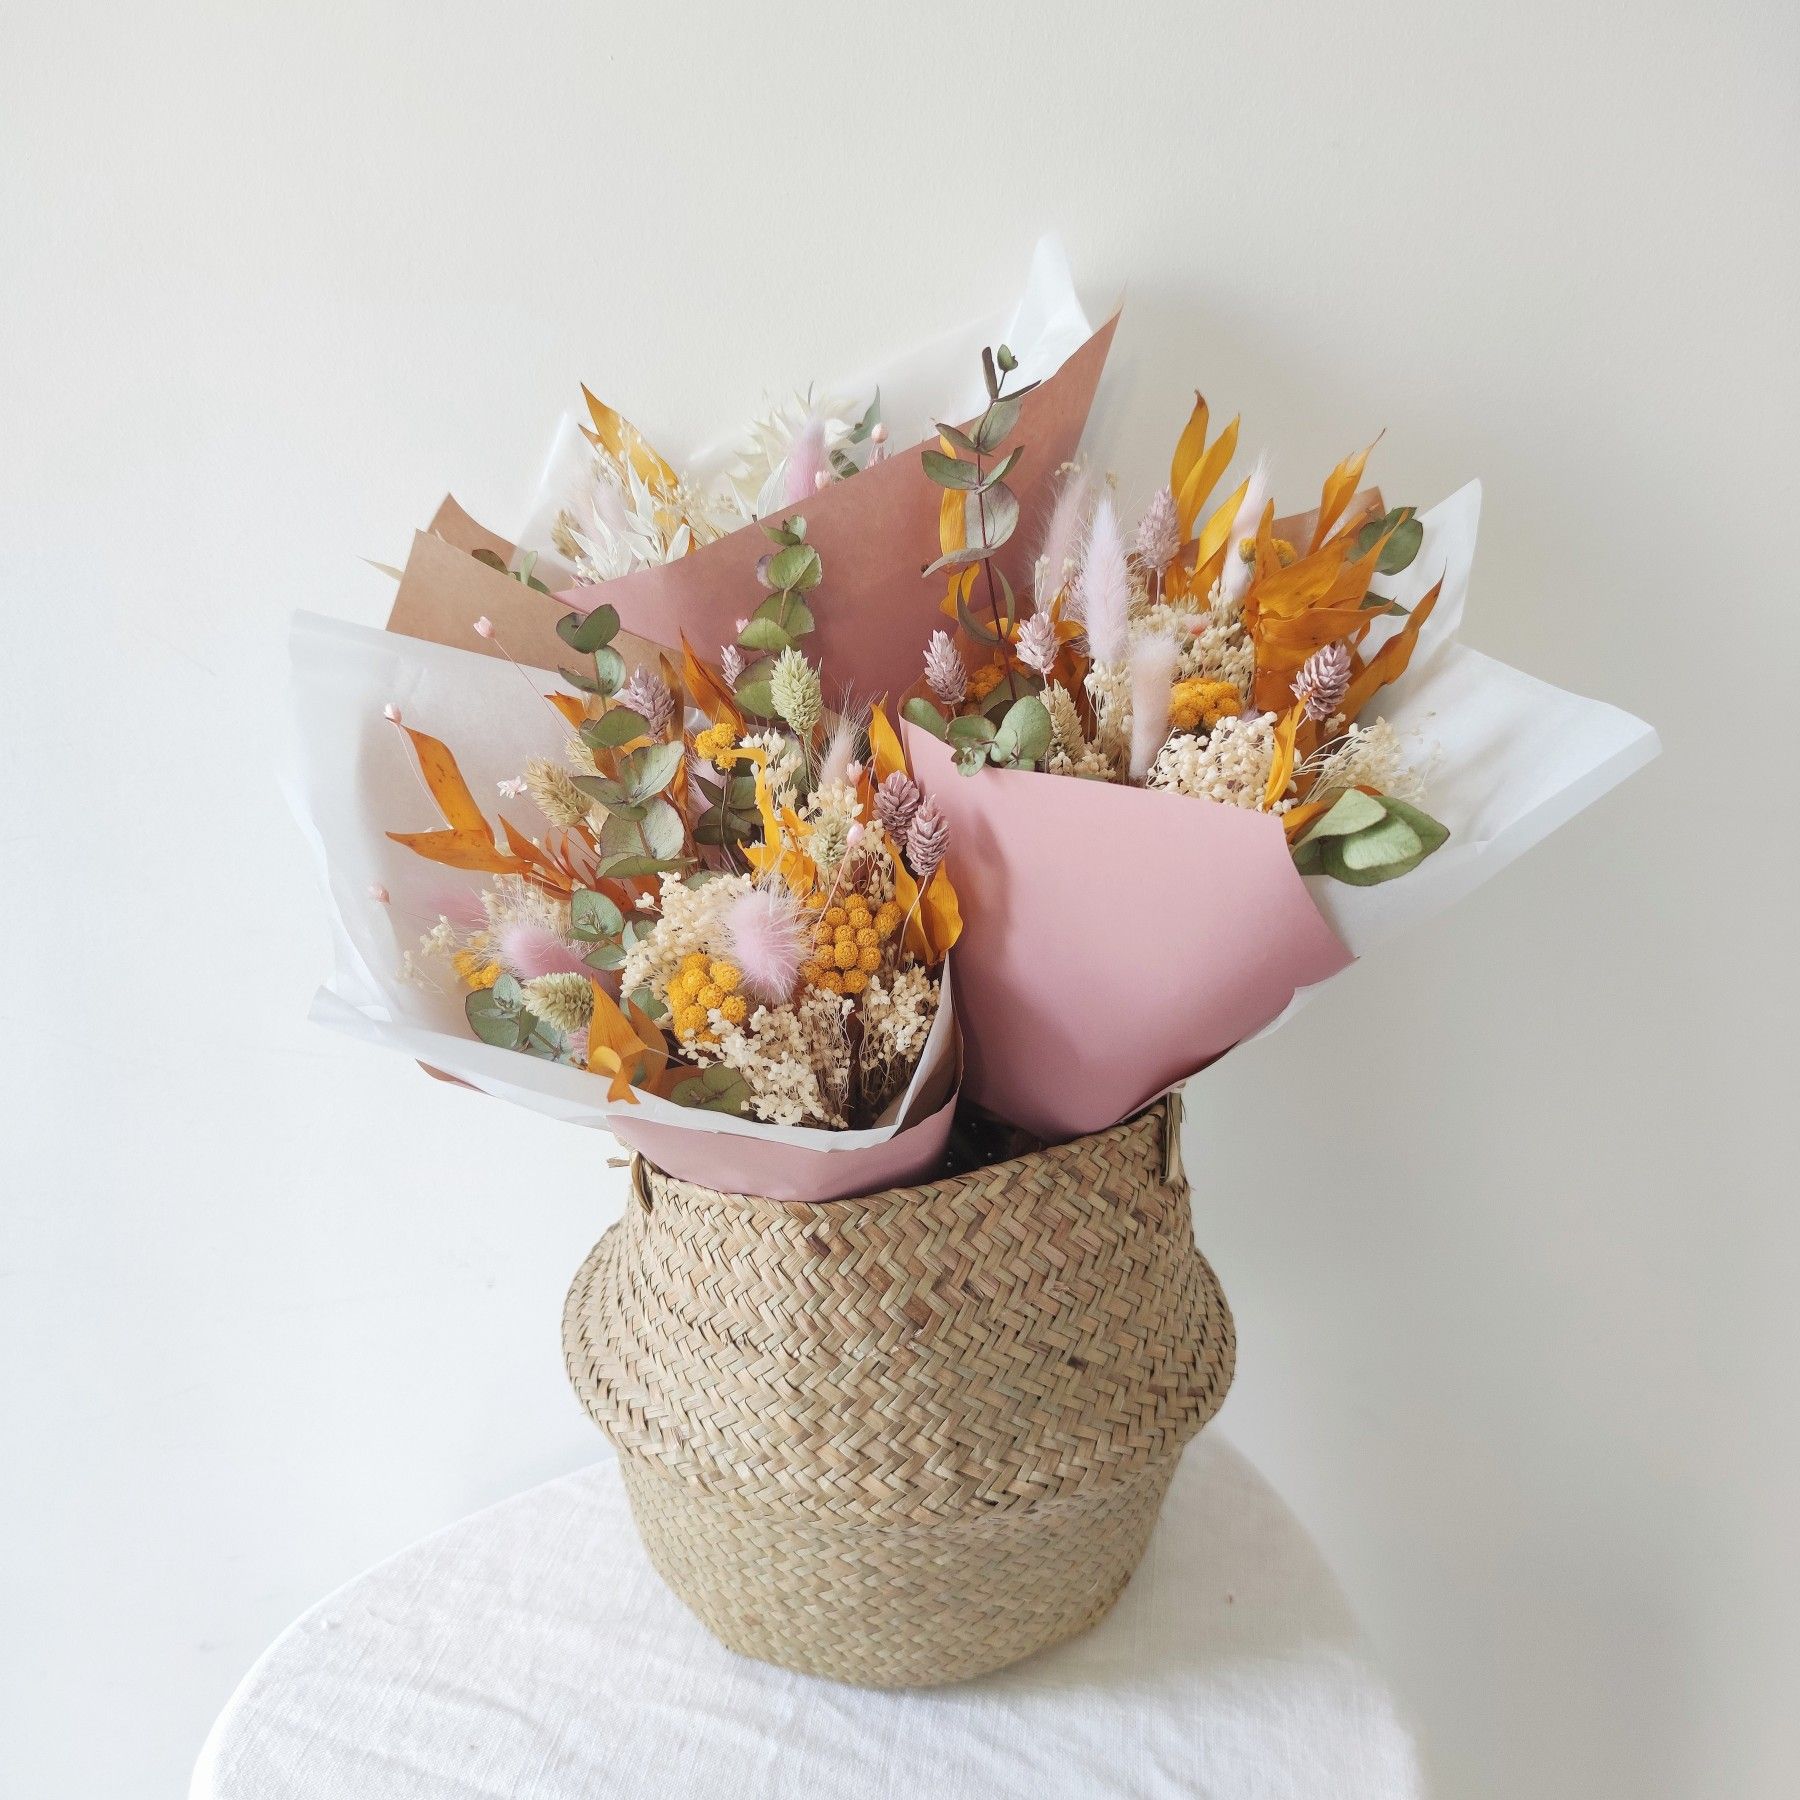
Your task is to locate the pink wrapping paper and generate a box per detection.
[556,317,1118,706]
[903,726,1354,1141]
[604,1090,958,1204]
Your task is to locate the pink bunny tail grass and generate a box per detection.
[724,884,808,1004]
[1128,634,1180,782]
[1079,495,1132,666]
[1036,466,1093,610]
[496,920,593,982]
[816,708,865,792]
[1219,452,1273,605]
[424,883,490,931]
[780,416,832,507]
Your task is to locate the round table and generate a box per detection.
[193,1435,1421,1799]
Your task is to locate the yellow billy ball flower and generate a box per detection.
[799,960,823,985]
[697,983,724,1011]
[833,940,859,970]
[841,969,869,996]
[824,905,847,927]
[1168,678,1244,733]
[674,1004,707,1039]
[719,994,749,1025]
[855,927,878,949]
[708,960,741,993]
[857,946,881,973]
[875,902,902,939]
[682,951,710,972]
[818,970,844,994]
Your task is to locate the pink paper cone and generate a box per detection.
[605,1089,957,1204]
[557,318,1118,705]
[903,726,1353,1141]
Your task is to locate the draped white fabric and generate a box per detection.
[194,1437,1421,1800]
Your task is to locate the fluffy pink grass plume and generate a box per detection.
[1136,485,1180,575]
[1128,634,1180,781]
[1036,467,1093,610]
[425,883,488,931]
[780,416,832,507]
[1078,495,1131,665]
[724,884,808,1004]
[496,920,592,982]
[816,710,864,791]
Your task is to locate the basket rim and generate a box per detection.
[631,1090,1182,1216]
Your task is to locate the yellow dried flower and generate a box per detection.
[855,927,879,949]
[847,904,872,930]
[697,983,723,1010]
[719,994,749,1024]
[708,960,741,992]
[818,970,844,994]
[1169,678,1245,733]
[841,969,869,995]
[799,960,823,985]
[452,951,502,990]
[968,661,1006,701]
[674,1004,707,1039]
[857,946,881,973]
[833,940,859,970]
[824,905,846,927]
[693,722,739,769]
[875,902,902,939]
[682,951,710,972]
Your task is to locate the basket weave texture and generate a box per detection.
[563,1096,1235,1687]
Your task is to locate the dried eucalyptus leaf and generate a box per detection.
[765,544,822,592]
[556,603,621,654]
[570,888,625,941]
[902,697,950,739]
[582,708,651,750]
[973,395,1021,453]
[921,449,981,490]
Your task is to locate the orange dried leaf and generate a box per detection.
[1263,703,1304,811]
[1175,414,1240,539]
[679,633,742,728]
[579,386,680,494]
[399,726,489,834]
[867,703,907,786]
[1310,439,1379,551]
[1339,577,1443,723]
[385,828,533,876]
[1169,392,1211,498]
[586,981,648,1103]
[547,692,588,730]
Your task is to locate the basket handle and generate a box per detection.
[1161,1090,1186,1188]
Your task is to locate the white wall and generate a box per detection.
[3,3,1794,1795]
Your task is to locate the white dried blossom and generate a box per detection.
[1179,594,1254,703]
[1300,717,1428,807]
[739,730,805,805]
[708,987,852,1127]
[1148,711,1289,810]
[619,872,749,1000]
[1084,661,1133,768]
[859,966,940,1084]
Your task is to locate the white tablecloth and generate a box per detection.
[193,1436,1420,1799]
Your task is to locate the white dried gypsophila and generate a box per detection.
[1179,595,1254,702]
[1083,661,1132,769]
[707,987,853,1128]
[859,966,939,1078]
[1300,717,1430,807]
[739,730,805,805]
[618,872,749,1000]
[1148,711,1289,810]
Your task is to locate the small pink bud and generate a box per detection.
[383,703,403,723]
[735,617,750,634]
[813,470,831,493]
[846,822,865,848]
[473,616,495,639]
[368,884,390,903]
[846,760,865,781]
[870,423,888,445]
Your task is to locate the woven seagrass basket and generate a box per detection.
[562,1093,1234,1688]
